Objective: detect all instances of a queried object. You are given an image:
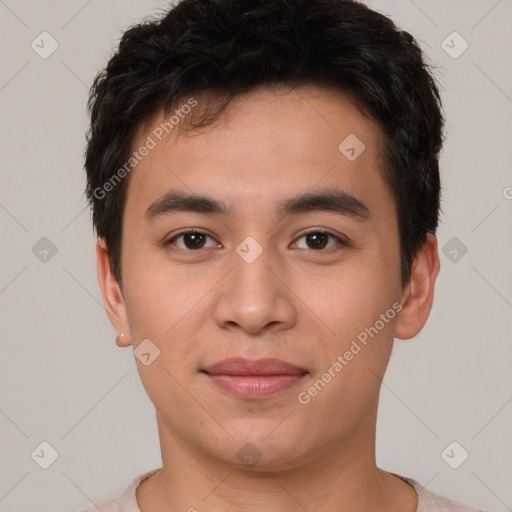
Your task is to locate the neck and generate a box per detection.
[136,413,417,512]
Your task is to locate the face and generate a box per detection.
[98,85,434,471]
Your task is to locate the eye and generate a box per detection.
[165,230,219,251]
[165,229,347,253]
[292,230,346,251]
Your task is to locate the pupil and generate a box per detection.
[308,232,327,249]
[185,233,205,249]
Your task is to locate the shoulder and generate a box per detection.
[73,468,161,512]
[396,474,490,512]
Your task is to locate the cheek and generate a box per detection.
[317,259,397,322]
[121,251,177,341]
[306,255,400,378]
[122,256,216,365]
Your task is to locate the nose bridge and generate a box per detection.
[235,243,275,297]
[233,240,280,311]
[213,237,296,333]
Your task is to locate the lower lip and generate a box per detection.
[205,373,306,399]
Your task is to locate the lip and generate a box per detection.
[203,357,307,376]
[202,357,308,399]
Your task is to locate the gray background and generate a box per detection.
[0,0,511,511]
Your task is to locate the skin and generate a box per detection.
[96,85,440,512]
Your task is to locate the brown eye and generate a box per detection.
[305,232,329,249]
[293,230,345,251]
[166,231,217,251]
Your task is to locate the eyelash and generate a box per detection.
[165,229,347,253]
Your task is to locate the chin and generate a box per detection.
[201,423,310,471]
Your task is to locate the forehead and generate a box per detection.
[124,85,393,223]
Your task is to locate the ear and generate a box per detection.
[96,237,132,347]
[394,234,440,340]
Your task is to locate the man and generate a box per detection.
[82,0,487,510]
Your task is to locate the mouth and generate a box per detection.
[201,357,309,399]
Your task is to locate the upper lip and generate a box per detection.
[202,357,308,376]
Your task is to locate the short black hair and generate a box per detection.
[85,0,444,288]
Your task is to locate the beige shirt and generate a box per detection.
[78,468,488,512]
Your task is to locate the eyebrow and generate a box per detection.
[145,188,371,222]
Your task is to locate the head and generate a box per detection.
[86,0,443,471]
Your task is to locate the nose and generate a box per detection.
[213,243,297,335]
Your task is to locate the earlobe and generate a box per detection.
[394,234,440,340]
[96,237,132,347]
